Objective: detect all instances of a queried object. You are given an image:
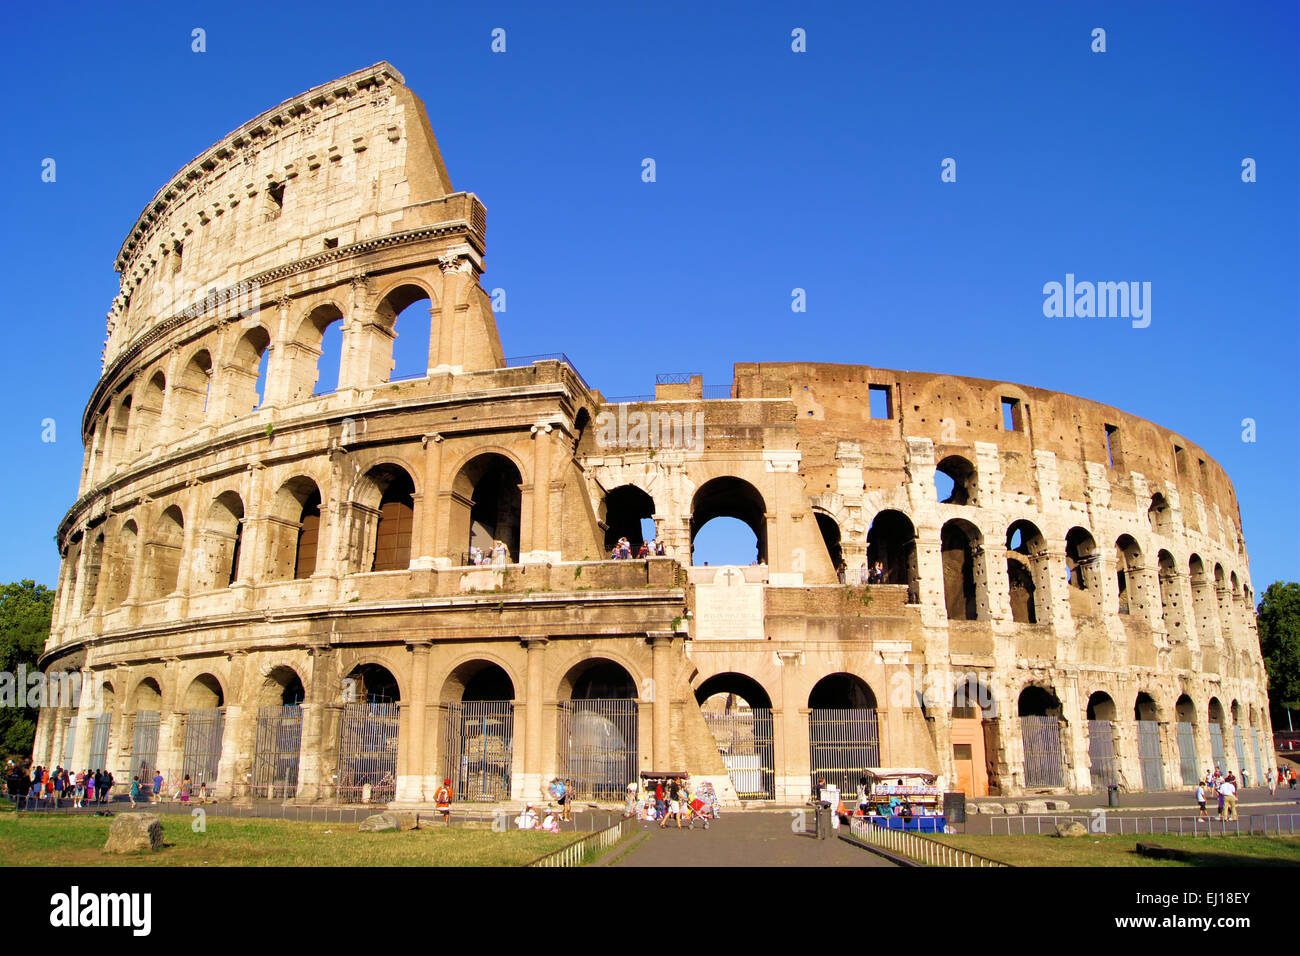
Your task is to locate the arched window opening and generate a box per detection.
[143,506,185,602]
[690,477,767,567]
[379,285,433,383]
[696,673,776,800]
[1115,535,1145,617]
[442,661,517,801]
[133,372,166,455]
[558,659,639,800]
[346,663,401,705]
[105,520,138,608]
[338,663,401,804]
[1157,550,1183,636]
[367,467,416,572]
[286,305,345,402]
[196,491,245,591]
[1018,685,1065,788]
[1208,697,1228,771]
[109,393,133,464]
[935,455,977,506]
[295,491,321,579]
[173,350,213,430]
[808,674,881,794]
[602,484,656,557]
[225,326,272,417]
[1188,555,1218,640]
[1149,493,1172,535]
[1065,527,1101,618]
[1087,692,1121,790]
[1006,521,1046,624]
[450,454,522,564]
[264,477,322,581]
[78,531,105,615]
[815,512,844,581]
[866,510,919,600]
[941,519,982,620]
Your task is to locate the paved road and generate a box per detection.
[608,811,896,867]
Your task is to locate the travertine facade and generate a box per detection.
[34,64,1270,806]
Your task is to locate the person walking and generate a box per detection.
[1269,768,1278,797]
[153,770,165,804]
[129,776,140,809]
[1219,776,1238,821]
[434,778,454,826]
[179,774,192,804]
[84,770,95,807]
[1195,781,1208,819]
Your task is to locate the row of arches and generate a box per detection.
[84,284,439,487]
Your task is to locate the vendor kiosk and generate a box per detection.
[858,768,946,833]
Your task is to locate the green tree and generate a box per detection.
[1258,581,1300,726]
[0,580,55,756]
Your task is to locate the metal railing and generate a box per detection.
[847,817,1009,867]
[988,812,1300,837]
[525,816,636,867]
[504,353,591,390]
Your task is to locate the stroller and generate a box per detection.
[687,781,720,830]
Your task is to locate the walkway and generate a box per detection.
[606,811,896,867]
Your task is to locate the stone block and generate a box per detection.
[358,812,400,832]
[103,813,164,853]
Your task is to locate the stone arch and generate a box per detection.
[438,656,520,703]
[256,664,306,706]
[130,676,163,712]
[78,528,106,614]
[108,389,134,464]
[194,490,245,591]
[808,673,878,709]
[1006,519,1047,624]
[285,302,346,402]
[222,324,272,417]
[694,672,775,711]
[941,517,984,621]
[352,463,417,572]
[343,661,402,704]
[1149,492,1173,536]
[813,509,844,579]
[374,281,434,382]
[451,452,523,564]
[182,672,225,710]
[1087,691,1118,721]
[1018,684,1062,717]
[1115,534,1148,617]
[142,504,185,601]
[172,347,213,430]
[1134,691,1161,721]
[690,476,768,566]
[558,658,639,700]
[866,509,918,598]
[103,517,138,608]
[133,370,167,455]
[265,476,323,581]
[935,454,977,506]
[1157,549,1184,637]
[601,483,656,556]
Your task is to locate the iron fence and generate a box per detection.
[990,812,1300,837]
[1210,722,1227,770]
[525,816,636,867]
[443,701,515,802]
[1020,716,1065,788]
[337,701,400,804]
[1087,720,1119,789]
[1137,720,1166,791]
[847,817,1010,867]
[252,705,303,800]
[1177,722,1199,784]
[704,708,775,800]
[62,717,77,770]
[87,715,111,772]
[1233,726,1247,779]
[1251,729,1264,783]
[809,708,881,795]
[559,699,639,800]
[181,708,225,787]
[130,711,160,792]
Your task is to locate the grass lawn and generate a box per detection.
[933,832,1300,867]
[0,812,578,867]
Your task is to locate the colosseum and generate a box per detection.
[34,62,1270,808]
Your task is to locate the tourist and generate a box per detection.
[515,804,538,829]
[660,778,683,830]
[1291,768,1297,790]
[434,778,454,826]
[180,774,192,804]
[469,544,483,566]
[836,559,847,584]
[491,539,508,566]
[636,541,649,559]
[540,810,560,833]
[857,776,871,818]
[1195,781,1208,819]
[100,769,114,805]
[653,539,665,556]
[74,770,85,809]
[153,770,165,803]
[1269,768,1278,797]
[129,776,140,808]
[84,770,95,806]
[563,777,575,822]
[654,778,666,819]
[1218,776,1237,821]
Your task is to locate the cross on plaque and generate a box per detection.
[719,567,741,586]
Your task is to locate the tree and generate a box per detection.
[0,580,54,756]
[1258,581,1300,725]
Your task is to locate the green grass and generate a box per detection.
[0,813,577,867]
[932,832,1300,867]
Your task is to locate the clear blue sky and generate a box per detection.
[0,0,1295,593]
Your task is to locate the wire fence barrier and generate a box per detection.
[337,702,400,804]
[252,705,303,800]
[847,817,1010,867]
[558,699,638,800]
[809,708,881,796]
[443,701,515,802]
[525,816,637,867]
[988,812,1300,837]
[1137,720,1166,791]
[1020,716,1066,788]
[704,708,775,800]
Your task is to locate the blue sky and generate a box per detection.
[0,0,1295,592]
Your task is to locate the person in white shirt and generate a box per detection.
[1217,779,1237,820]
[1195,783,1208,819]
[515,804,538,829]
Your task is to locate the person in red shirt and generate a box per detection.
[434,778,454,826]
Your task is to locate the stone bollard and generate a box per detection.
[103,813,165,853]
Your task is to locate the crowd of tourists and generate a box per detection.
[609,537,666,560]
[1191,764,1300,820]
[624,776,719,829]
[4,761,120,809]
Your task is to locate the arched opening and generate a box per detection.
[109,393,133,464]
[78,530,105,615]
[951,674,997,797]
[180,674,226,789]
[451,453,522,565]
[143,506,185,602]
[815,512,844,581]
[265,477,322,581]
[224,326,272,417]
[1148,493,1172,535]
[1230,698,1248,780]
[356,464,416,572]
[104,520,137,608]
[1188,555,1218,641]
[86,679,114,772]
[441,661,516,801]
[252,665,305,800]
[1018,685,1065,788]
[558,659,638,799]
[128,675,162,792]
[1175,693,1200,784]
[133,372,166,455]
[808,673,880,795]
[1132,691,1166,791]
[1086,691,1120,791]
[1006,520,1047,624]
[1157,550,1184,637]
[131,677,162,712]
[172,349,213,430]
[1115,535,1146,617]
[1065,527,1101,618]
[601,484,656,557]
[866,510,919,600]
[696,673,775,799]
[1208,697,1227,772]
[196,491,245,591]
[285,304,345,402]
[935,455,977,505]
[338,663,401,804]
[378,284,432,382]
[690,477,767,566]
[940,519,983,620]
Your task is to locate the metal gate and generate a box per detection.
[704,708,775,799]
[1251,728,1263,783]
[809,708,881,794]
[63,717,77,770]
[337,702,400,804]
[443,701,515,802]
[1232,726,1247,779]
[1137,720,1166,791]
[87,715,111,771]
[182,708,225,786]
[1176,722,1199,784]
[558,699,638,800]
[1020,716,1065,788]
[131,711,160,791]
[252,705,303,800]
[1087,720,1118,790]
[1209,722,1226,771]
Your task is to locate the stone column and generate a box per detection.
[523,423,555,563]
[776,650,810,801]
[156,660,183,791]
[396,643,431,804]
[296,644,334,803]
[650,632,672,769]
[217,651,248,802]
[517,638,548,802]
[412,434,443,568]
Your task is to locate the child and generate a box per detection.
[129,776,140,808]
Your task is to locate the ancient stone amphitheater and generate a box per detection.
[35,63,1269,807]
